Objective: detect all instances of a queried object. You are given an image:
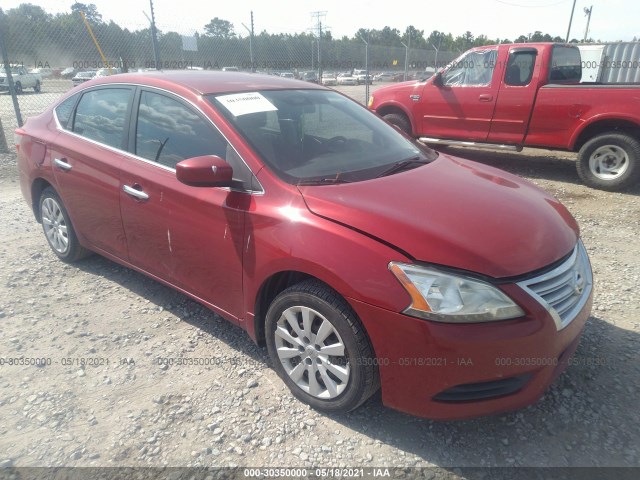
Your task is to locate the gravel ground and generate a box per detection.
[0,146,639,475]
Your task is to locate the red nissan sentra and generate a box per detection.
[15,71,593,420]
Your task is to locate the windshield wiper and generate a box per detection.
[375,156,429,178]
[297,176,353,186]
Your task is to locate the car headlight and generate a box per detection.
[389,262,524,323]
[367,95,374,108]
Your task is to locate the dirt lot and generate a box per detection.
[0,132,639,473]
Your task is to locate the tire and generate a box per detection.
[39,187,91,262]
[383,112,411,136]
[34,80,41,93]
[265,280,379,414]
[14,82,23,95]
[577,132,640,191]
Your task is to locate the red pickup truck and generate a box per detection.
[368,43,640,190]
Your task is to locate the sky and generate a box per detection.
[3,0,638,43]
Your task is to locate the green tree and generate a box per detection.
[204,17,235,39]
[71,3,102,24]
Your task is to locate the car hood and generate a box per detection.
[297,155,579,278]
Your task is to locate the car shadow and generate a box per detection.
[441,147,640,196]
[73,255,639,468]
[72,254,268,365]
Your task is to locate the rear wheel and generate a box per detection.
[34,80,41,93]
[265,280,379,414]
[577,132,640,191]
[383,113,411,136]
[39,187,91,262]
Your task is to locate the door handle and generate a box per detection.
[479,94,493,102]
[123,184,149,201]
[54,157,72,171]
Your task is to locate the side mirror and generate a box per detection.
[432,71,444,87]
[176,155,233,187]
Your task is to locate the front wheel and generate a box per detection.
[383,113,411,135]
[14,82,23,95]
[577,132,640,191]
[34,80,41,93]
[265,280,379,414]
[39,187,91,262]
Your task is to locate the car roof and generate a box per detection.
[90,70,325,95]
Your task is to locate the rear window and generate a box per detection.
[54,93,80,129]
[549,46,582,83]
[73,88,132,149]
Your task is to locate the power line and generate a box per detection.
[310,11,327,76]
[494,0,569,7]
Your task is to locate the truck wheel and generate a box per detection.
[383,113,411,136]
[14,82,23,95]
[265,280,379,414]
[34,80,41,93]
[577,132,640,191]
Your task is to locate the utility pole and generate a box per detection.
[149,0,161,68]
[318,21,322,80]
[401,30,411,81]
[357,33,369,102]
[242,11,255,71]
[311,11,327,79]
[565,0,577,42]
[584,6,593,42]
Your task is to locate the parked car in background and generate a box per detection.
[321,72,337,86]
[15,71,592,420]
[337,72,357,85]
[301,71,318,83]
[60,67,76,79]
[222,66,239,72]
[95,67,122,78]
[0,65,42,93]
[72,70,97,86]
[30,67,53,78]
[369,42,640,190]
[279,72,295,79]
[353,69,373,85]
[374,72,395,82]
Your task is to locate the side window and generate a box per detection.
[505,51,537,86]
[73,88,131,149]
[549,46,582,83]
[443,49,497,86]
[135,90,254,188]
[54,93,80,129]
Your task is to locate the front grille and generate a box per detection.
[518,241,592,330]
[433,374,532,403]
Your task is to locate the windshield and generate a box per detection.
[208,89,436,184]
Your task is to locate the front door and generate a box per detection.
[120,88,252,320]
[419,48,499,141]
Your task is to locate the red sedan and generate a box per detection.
[15,71,593,419]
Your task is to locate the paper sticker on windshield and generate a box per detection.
[216,92,277,117]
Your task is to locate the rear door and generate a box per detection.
[487,47,540,144]
[418,48,500,141]
[120,88,254,320]
[50,86,133,259]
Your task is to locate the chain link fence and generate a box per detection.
[0,7,460,150]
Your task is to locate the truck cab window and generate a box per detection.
[443,49,498,87]
[505,51,537,86]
